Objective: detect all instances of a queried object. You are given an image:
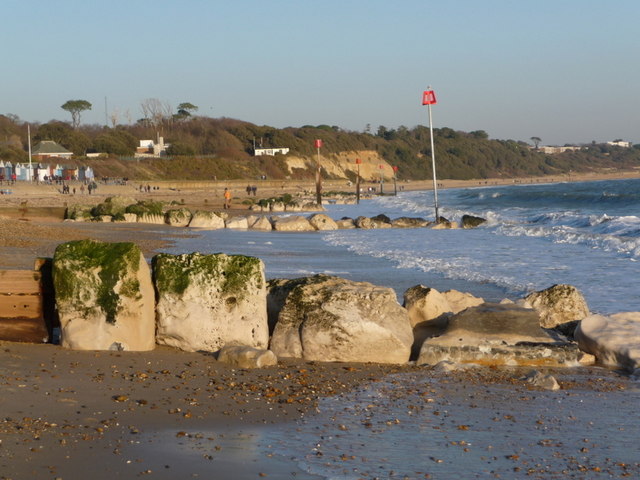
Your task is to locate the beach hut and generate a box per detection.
[35,164,49,182]
[3,161,13,181]
[14,163,32,181]
[78,165,94,181]
[52,164,63,179]
[62,165,78,180]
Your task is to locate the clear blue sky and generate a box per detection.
[2,0,638,145]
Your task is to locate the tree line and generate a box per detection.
[1,107,639,181]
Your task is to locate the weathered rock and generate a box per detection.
[308,213,338,231]
[270,275,413,364]
[65,205,93,221]
[249,204,267,212]
[284,202,303,212]
[403,285,484,359]
[431,217,459,229]
[417,303,580,366]
[302,202,325,212]
[267,277,319,335]
[165,208,193,227]
[119,213,138,223]
[271,215,314,232]
[217,345,277,368]
[270,202,286,212]
[442,289,484,313]
[403,285,451,330]
[137,213,165,224]
[575,312,640,372]
[371,214,392,225]
[52,240,155,351]
[461,214,487,228]
[355,216,392,229]
[522,370,560,391]
[225,216,249,229]
[188,211,226,229]
[432,360,473,373]
[91,196,136,218]
[247,215,273,231]
[336,217,356,229]
[154,252,268,352]
[97,215,112,223]
[525,284,590,329]
[391,216,430,228]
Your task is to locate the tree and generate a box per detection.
[470,130,489,139]
[177,102,198,117]
[530,136,541,149]
[61,100,92,129]
[140,98,172,128]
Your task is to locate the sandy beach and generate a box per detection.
[1,170,639,479]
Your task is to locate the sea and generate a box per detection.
[158,177,640,479]
[167,177,640,315]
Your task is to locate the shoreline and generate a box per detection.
[0,169,637,271]
[1,168,637,214]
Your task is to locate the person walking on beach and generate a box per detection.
[224,187,232,209]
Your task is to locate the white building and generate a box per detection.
[254,147,290,156]
[607,140,631,148]
[539,145,581,154]
[135,136,170,158]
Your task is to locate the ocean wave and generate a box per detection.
[496,223,640,258]
[323,232,532,294]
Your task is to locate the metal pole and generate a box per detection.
[27,124,32,182]
[428,102,439,221]
[356,162,360,204]
[315,146,322,205]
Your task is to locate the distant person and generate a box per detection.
[251,185,257,196]
[246,184,252,195]
[224,187,232,209]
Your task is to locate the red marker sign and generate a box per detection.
[314,139,323,148]
[422,90,437,105]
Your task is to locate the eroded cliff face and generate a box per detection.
[283,150,395,180]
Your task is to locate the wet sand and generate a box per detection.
[1,341,637,479]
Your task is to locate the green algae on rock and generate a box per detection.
[52,239,156,351]
[153,252,268,353]
[153,252,263,299]
[53,240,142,324]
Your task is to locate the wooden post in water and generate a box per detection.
[393,165,398,195]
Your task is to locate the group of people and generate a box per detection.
[60,181,97,195]
[0,174,17,185]
[245,184,258,196]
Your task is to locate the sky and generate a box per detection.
[2,0,638,146]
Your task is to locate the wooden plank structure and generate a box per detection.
[0,268,49,343]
